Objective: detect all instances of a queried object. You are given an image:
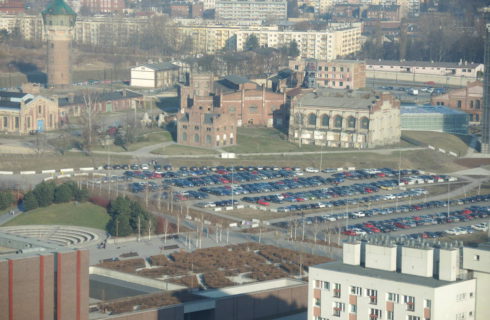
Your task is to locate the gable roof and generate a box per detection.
[42,0,76,16]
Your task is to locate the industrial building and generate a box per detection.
[308,238,490,320]
[400,105,469,135]
[288,88,400,148]
[130,63,181,88]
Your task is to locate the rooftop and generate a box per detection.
[0,230,70,260]
[313,261,457,288]
[141,62,179,71]
[58,90,142,107]
[42,0,76,16]
[366,59,482,69]
[296,88,377,110]
[196,278,305,299]
[401,104,468,115]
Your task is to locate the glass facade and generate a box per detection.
[401,105,469,135]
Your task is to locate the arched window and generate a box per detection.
[334,115,342,128]
[182,132,187,141]
[347,116,356,128]
[308,113,317,126]
[206,135,212,144]
[321,115,329,127]
[295,113,303,125]
[361,117,369,129]
[194,134,200,143]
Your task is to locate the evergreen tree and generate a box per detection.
[23,191,39,211]
[33,181,55,207]
[288,40,300,58]
[54,184,73,203]
[0,191,14,210]
[245,34,259,51]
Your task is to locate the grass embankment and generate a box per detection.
[402,131,470,156]
[92,130,172,153]
[2,202,110,230]
[151,144,218,155]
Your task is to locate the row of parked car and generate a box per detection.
[343,204,490,236]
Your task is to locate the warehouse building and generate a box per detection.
[400,104,469,135]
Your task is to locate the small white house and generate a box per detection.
[130,62,180,88]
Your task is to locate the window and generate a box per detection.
[408,316,420,320]
[387,293,400,303]
[361,117,369,129]
[456,314,465,320]
[350,304,357,313]
[350,286,362,296]
[339,81,343,87]
[27,117,30,128]
[369,308,382,319]
[194,126,200,130]
[183,125,187,129]
[182,132,187,141]
[424,299,431,308]
[457,100,462,108]
[470,101,474,108]
[347,116,356,128]
[308,113,317,125]
[367,289,378,304]
[3,116,7,128]
[321,115,329,127]
[387,311,394,320]
[476,114,480,122]
[314,298,321,306]
[315,280,330,290]
[205,135,212,144]
[48,115,52,128]
[295,113,303,125]
[333,302,345,317]
[334,116,342,128]
[15,117,19,129]
[249,106,258,113]
[476,100,481,109]
[456,293,466,301]
[333,283,341,297]
[206,127,212,132]
[404,296,415,311]
[38,105,42,114]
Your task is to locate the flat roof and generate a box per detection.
[196,278,305,299]
[297,88,376,110]
[0,230,69,259]
[313,261,457,288]
[366,59,482,69]
[401,105,468,115]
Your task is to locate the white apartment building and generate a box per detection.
[309,239,478,320]
[215,0,287,22]
[462,244,490,320]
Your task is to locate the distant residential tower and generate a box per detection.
[42,0,76,87]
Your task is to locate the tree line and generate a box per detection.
[0,191,14,211]
[23,181,89,211]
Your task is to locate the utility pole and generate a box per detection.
[148,218,152,241]
[137,215,141,242]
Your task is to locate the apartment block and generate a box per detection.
[289,58,366,89]
[308,239,479,320]
[215,0,287,23]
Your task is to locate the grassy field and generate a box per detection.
[0,152,132,171]
[223,128,323,153]
[151,144,219,155]
[402,131,470,156]
[2,202,110,230]
[91,130,172,153]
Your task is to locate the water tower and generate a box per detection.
[42,0,77,87]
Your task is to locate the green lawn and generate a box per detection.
[151,144,218,155]
[402,131,470,156]
[92,130,172,152]
[3,202,110,230]
[223,128,323,153]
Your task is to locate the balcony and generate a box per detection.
[369,314,379,319]
[333,289,341,298]
[369,296,377,305]
[333,307,342,317]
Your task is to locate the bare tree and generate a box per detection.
[80,89,100,149]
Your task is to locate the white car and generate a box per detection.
[472,223,488,232]
[305,167,320,173]
[141,163,150,170]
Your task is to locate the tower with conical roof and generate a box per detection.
[42,0,76,87]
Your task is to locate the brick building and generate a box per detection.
[365,4,400,21]
[431,81,483,123]
[0,232,89,320]
[180,74,287,128]
[0,0,24,13]
[0,91,60,134]
[288,88,400,148]
[289,59,366,90]
[58,90,143,124]
[177,104,237,148]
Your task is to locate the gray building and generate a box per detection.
[400,105,469,135]
[215,0,287,23]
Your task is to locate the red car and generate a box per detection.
[257,199,270,206]
[342,230,357,236]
